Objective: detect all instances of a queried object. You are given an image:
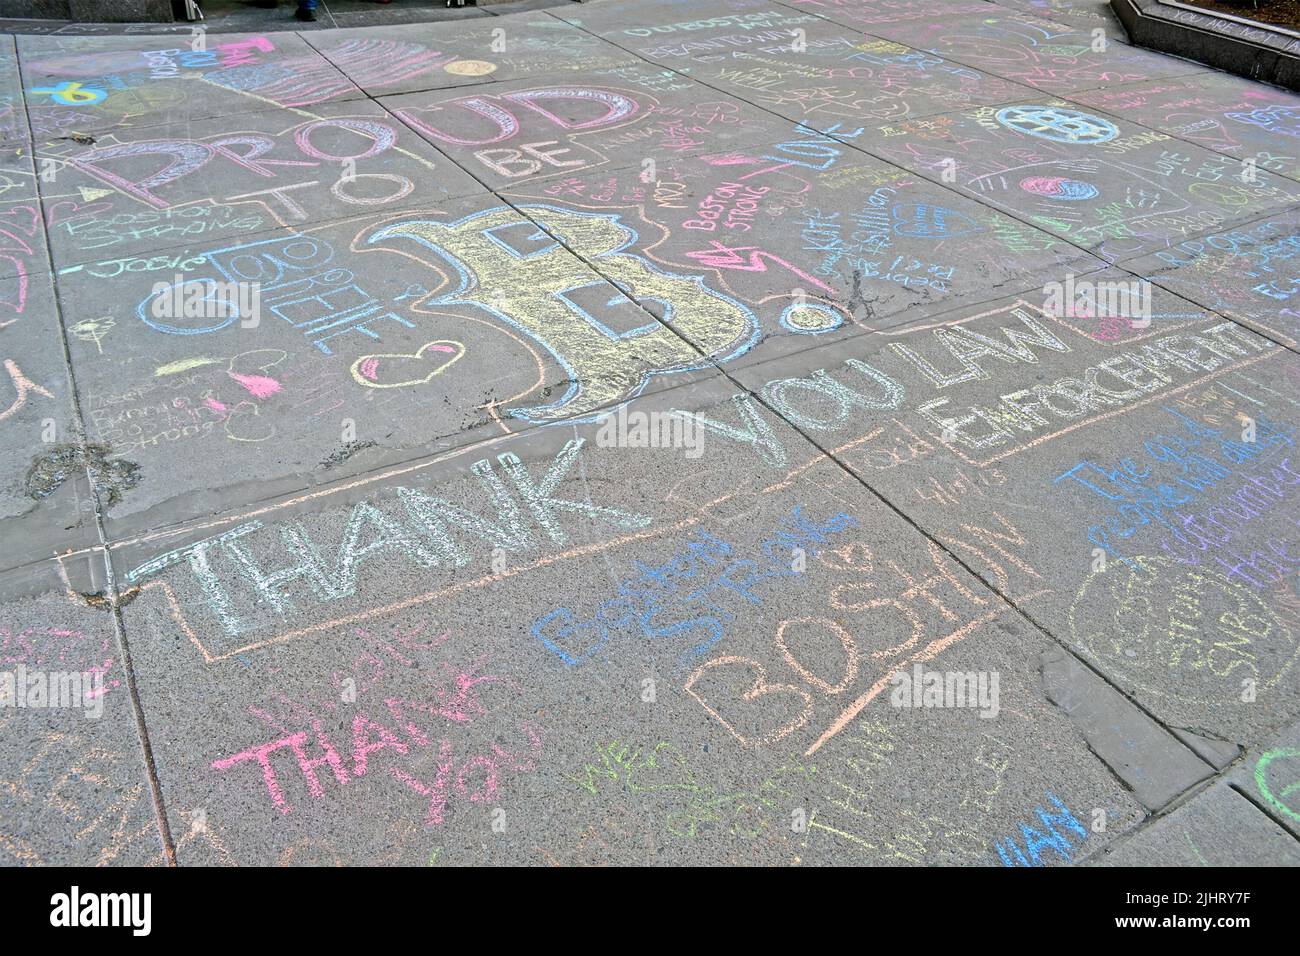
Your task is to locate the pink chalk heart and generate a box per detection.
[0,205,39,237]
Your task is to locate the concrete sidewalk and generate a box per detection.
[0,0,574,37]
[1,0,1299,866]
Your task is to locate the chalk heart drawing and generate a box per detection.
[0,204,40,238]
[366,204,756,423]
[684,656,814,749]
[350,340,465,388]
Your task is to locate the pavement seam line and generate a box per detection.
[13,38,179,866]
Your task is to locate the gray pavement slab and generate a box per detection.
[380,63,794,190]
[1067,73,1300,184]
[108,372,1145,865]
[54,193,727,538]
[0,269,102,573]
[0,35,28,147]
[328,4,492,30]
[577,12,1041,127]
[0,559,168,866]
[0,142,47,285]
[1228,719,1300,837]
[305,17,638,96]
[1129,206,1300,351]
[552,0,827,38]
[1091,783,1300,865]
[487,0,581,15]
[772,0,998,34]
[722,289,1300,747]
[0,143,100,572]
[498,149,1102,368]
[1171,726,1241,769]
[18,31,369,142]
[33,97,485,271]
[852,10,1210,95]
[1041,644,1212,809]
[856,99,1300,264]
[988,0,1123,34]
[550,0,798,29]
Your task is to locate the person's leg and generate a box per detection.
[295,0,317,20]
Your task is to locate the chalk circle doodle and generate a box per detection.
[1019,176,1099,201]
[137,277,242,336]
[780,303,843,335]
[350,340,466,388]
[1068,555,1297,704]
[1255,747,1300,824]
[995,106,1120,145]
[444,60,498,77]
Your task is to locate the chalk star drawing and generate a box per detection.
[995,106,1119,144]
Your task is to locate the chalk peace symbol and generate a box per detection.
[995,106,1120,144]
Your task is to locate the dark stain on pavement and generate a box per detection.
[320,439,378,470]
[25,442,142,505]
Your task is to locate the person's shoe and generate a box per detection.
[295,6,317,19]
